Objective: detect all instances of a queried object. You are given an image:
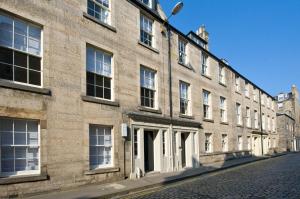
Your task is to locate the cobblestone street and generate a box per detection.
[126,154,300,199]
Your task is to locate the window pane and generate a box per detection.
[98,135,104,145]
[0,131,13,145]
[86,47,95,72]
[14,33,27,52]
[104,88,111,99]
[27,131,38,145]
[15,146,27,159]
[14,66,28,83]
[14,51,27,68]
[1,159,14,172]
[89,155,97,166]
[14,120,27,132]
[1,146,14,159]
[86,72,94,84]
[14,132,26,145]
[29,70,41,86]
[27,158,38,170]
[27,120,38,133]
[0,63,13,81]
[0,15,13,47]
[0,47,13,64]
[27,148,39,159]
[28,38,40,55]
[0,118,13,132]
[14,20,27,35]
[87,84,95,96]
[95,74,103,86]
[15,159,27,171]
[103,77,110,88]
[96,86,104,98]
[29,56,41,71]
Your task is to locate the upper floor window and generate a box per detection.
[140,67,156,108]
[253,88,258,101]
[179,81,190,115]
[246,107,251,127]
[261,94,265,105]
[254,110,259,129]
[236,103,242,125]
[266,97,270,108]
[87,0,110,24]
[235,75,240,92]
[203,90,211,119]
[262,113,265,130]
[140,14,153,47]
[201,53,209,76]
[272,118,276,132]
[0,118,40,176]
[0,13,42,86]
[89,125,112,169]
[219,65,226,85]
[220,96,227,122]
[267,115,271,131]
[86,46,112,100]
[178,38,187,65]
[140,0,155,9]
[245,82,250,97]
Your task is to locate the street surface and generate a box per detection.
[124,154,300,199]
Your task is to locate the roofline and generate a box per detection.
[128,0,276,100]
[187,31,208,45]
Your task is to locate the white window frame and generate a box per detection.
[253,88,257,101]
[246,107,251,128]
[221,134,228,152]
[235,75,240,92]
[238,136,243,151]
[267,115,271,131]
[179,81,190,115]
[89,125,113,169]
[203,90,211,119]
[0,118,40,177]
[247,136,251,150]
[140,66,156,109]
[219,65,226,85]
[254,110,259,129]
[87,0,111,24]
[205,133,212,153]
[201,52,209,76]
[220,96,227,122]
[236,103,242,125]
[262,113,265,130]
[245,83,250,97]
[178,38,187,65]
[140,14,154,47]
[140,0,153,9]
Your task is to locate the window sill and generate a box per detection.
[201,74,212,80]
[245,96,250,99]
[178,61,192,70]
[219,82,227,87]
[138,41,159,54]
[179,114,195,120]
[220,121,229,125]
[0,173,48,185]
[203,118,214,123]
[0,80,51,96]
[84,167,120,175]
[138,106,162,114]
[83,12,117,33]
[81,95,120,107]
[235,91,242,95]
[236,124,243,128]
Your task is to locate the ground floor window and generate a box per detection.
[221,134,228,152]
[238,136,243,151]
[205,133,212,153]
[0,118,39,176]
[89,125,112,169]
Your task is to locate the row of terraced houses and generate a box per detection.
[0,0,298,197]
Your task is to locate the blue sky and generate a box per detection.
[159,0,300,96]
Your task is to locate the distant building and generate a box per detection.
[275,85,300,151]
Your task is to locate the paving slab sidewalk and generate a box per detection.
[25,153,287,199]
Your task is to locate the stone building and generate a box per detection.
[275,85,300,151]
[0,0,277,197]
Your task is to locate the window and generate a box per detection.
[267,115,271,131]
[267,97,270,108]
[238,136,242,150]
[246,107,251,128]
[87,0,110,24]
[271,101,274,110]
[0,118,39,176]
[262,113,265,130]
[203,90,211,119]
[140,67,156,108]
[0,14,42,86]
[86,46,112,100]
[236,103,242,125]
[205,133,212,153]
[221,134,228,152]
[140,15,153,47]
[254,110,259,129]
[245,82,249,97]
[178,39,187,64]
[278,103,283,109]
[272,118,276,132]
[220,96,227,122]
[261,94,265,106]
[201,53,208,76]
[134,129,138,158]
[140,0,154,9]
[180,81,189,115]
[253,88,257,101]
[89,125,112,169]
[219,65,225,84]
[162,131,166,156]
[235,75,240,92]
[247,136,251,150]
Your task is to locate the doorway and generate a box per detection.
[181,133,188,168]
[144,131,155,172]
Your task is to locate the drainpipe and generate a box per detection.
[259,90,264,155]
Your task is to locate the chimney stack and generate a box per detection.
[196,25,209,43]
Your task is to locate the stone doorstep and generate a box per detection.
[25,153,288,199]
